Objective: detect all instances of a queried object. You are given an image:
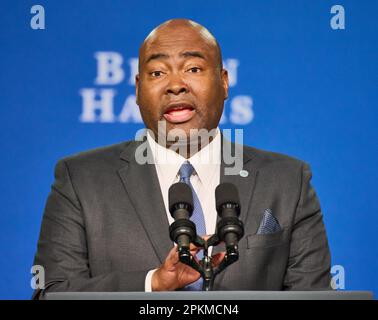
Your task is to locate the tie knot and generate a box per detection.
[179,161,195,181]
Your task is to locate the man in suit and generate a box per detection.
[32,19,331,298]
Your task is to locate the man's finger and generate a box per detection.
[211,251,226,267]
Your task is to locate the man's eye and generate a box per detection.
[150,71,163,77]
[187,67,201,73]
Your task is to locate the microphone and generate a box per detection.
[168,182,196,250]
[215,183,244,250]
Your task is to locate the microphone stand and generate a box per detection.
[178,233,240,291]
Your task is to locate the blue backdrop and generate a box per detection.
[0,0,377,299]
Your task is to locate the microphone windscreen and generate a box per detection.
[215,183,240,211]
[169,182,193,214]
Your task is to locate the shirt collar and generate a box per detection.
[147,128,221,185]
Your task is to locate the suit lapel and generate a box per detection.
[118,141,172,264]
[220,161,258,226]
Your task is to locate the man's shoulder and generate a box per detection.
[242,144,306,171]
[58,140,137,169]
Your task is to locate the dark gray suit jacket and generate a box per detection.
[32,139,331,299]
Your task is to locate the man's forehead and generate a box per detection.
[141,36,216,66]
[144,40,211,57]
[142,28,214,54]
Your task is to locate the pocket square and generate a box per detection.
[257,209,281,235]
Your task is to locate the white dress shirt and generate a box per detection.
[144,128,221,291]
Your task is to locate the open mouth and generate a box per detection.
[163,103,195,124]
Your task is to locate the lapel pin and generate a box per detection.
[239,169,249,177]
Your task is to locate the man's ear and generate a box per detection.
[221,68,229,100]
[135,74,140,105]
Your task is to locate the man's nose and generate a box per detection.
[165,74,188,95]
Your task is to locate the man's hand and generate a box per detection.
[151,237,226,291]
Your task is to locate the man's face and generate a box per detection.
[136,25,228,141]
